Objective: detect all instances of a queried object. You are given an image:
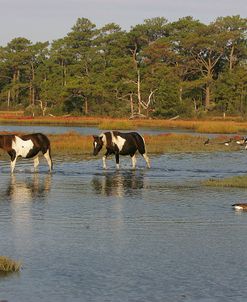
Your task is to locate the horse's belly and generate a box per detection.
[18,148,33,158]
[120,146,137,155]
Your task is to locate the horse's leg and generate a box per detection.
[131,154,137,169]
[115,153,120,169]
[8,150,17,174]
[102,150,110,169]
[102,155,107,169]
[43,149,53,172]
[135,135,150,168]
[33,156,39,172]
[142,153,150,168]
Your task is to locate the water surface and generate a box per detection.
[1,152,247,301]
[0,124,227,137]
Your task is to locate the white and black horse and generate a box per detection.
[0,133,53,173]
[93,131,150,169]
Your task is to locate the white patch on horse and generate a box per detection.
[12,136,34,158]
[99,133,106,144]
[99,133,107,153]
[111,132,126,152]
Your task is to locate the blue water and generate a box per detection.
[1,150,247,301]
[0,124,222,137]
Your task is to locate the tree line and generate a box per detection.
[0,15,246,118]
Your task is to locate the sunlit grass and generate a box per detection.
[50,132,93,155]
[1,115,247,133]
[0,130,242,156]
[143,133,240,153]
[195,121,247,133]
[203,175,247,188]
[49,132,240,155]
[0,256,21,273]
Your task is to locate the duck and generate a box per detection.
[236,137,247,145]
[223,138,233,146]
[232,203,247,211]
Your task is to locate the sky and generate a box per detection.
[0,0,246,46]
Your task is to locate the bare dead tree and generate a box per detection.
[123,70,157,117]
[36,100,47,116]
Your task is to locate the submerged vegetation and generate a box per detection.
[203,175,247,188]
[0,256,21,273]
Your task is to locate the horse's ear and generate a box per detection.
[93,135,98,140]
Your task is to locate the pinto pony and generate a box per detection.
[0,133,53,173]
[93,131,150,169]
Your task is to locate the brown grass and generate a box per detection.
[50,132,93,155]
[0,130,242,157]
[1,115,247,133]
[203,175,247,188]
[0,256,21,272]
[48,132,240,155]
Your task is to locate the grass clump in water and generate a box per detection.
[203,175,247,188]
[0,256,21,272]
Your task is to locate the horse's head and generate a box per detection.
[93,135,104,155]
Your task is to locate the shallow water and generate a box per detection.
[1,152,247,302]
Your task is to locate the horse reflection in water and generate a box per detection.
[92,170,147,198]
[4,173,52,250]
[6,173,51,203]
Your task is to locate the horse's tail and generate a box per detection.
[131,132,147,155]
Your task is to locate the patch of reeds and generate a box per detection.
[0,256,21,273]
[195,121,247,134]
[2,115,247,134]
[0,130,242,156]
[50,132,93,155]
[50,132,241,155]
[34,132,247,154]
[203,175,247,188]
[144,133,241,153]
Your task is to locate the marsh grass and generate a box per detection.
[0,256,21,273]
[2,115,247,133]
[0,131,242,156]
[144,133,241,153]
[49,132,240,155]
[203,175,247,188]
[50,132,93,155]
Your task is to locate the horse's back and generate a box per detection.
[113,131,146,154]
[21,133,51,153]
